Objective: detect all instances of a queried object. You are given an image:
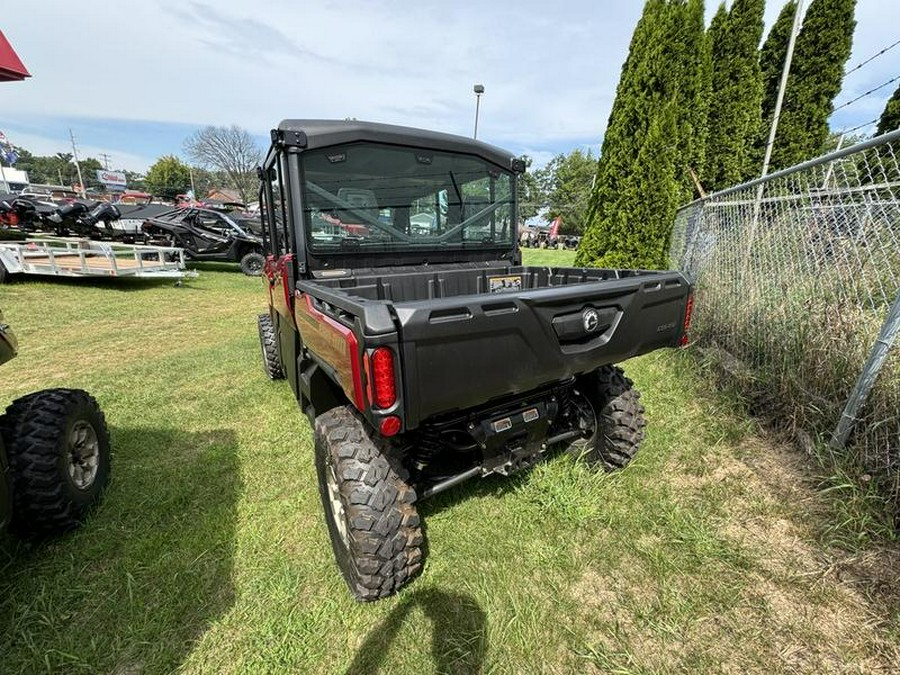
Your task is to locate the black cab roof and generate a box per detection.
[268,119,522,173]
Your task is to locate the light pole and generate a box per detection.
[473,84,485,139]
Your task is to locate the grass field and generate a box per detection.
[1,251,898,674]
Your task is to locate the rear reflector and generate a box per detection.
[679,293,694,347]
[371,347,396,409]
[380,416,402,437]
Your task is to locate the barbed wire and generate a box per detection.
[839,117,880,136]
[833,74,900,113]
[844,38,900,78]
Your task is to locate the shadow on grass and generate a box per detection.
[345,588,487,675]
[0,273,195,292]
[0,427,239,673]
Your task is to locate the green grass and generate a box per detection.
[520,247,577,267]
[1,251,898,673]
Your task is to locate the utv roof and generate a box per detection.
[271,119,521,172]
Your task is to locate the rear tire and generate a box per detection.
[0,389,111,536]
[568,365,646,471]
[240,251,265,276]
[257,313,284,380]
[314,406,424,601]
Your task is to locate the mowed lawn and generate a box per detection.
[1,252,898,674]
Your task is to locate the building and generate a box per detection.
[0,167,28,193]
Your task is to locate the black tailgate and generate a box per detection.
[394,272,690,427]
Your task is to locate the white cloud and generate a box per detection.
[2,0,894,169]
[2,129,154,173]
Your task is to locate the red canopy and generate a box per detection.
[0,30,30,82]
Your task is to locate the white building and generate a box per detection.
[0,166,28,193]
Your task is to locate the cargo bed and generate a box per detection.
[298,263,691,428]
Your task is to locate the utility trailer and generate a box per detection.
[0,238,196,283]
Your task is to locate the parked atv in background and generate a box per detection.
[0,310,111,537]
[142,207,266,275]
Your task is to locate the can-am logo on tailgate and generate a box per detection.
[582,308,600,333]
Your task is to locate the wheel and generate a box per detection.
[314,406,423,601]
[0,260,7,284]
[567,365,646,471]
[257,313,284,380]
[0,389,111,536]
[240,251,265,276]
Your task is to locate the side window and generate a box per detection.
[196,213,230,236]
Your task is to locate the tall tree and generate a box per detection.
[184,125,262,204]
[578,0,710,269]
[673,0,712,197]
[768,0,856,170]
[755,1,798,167]
[705,0,766,190]
[145,155,192,200]
[867,83,900,183]
[536,149,596,235]
[875,83,900,136]
[596,102,679,270]
[577,0,669,266]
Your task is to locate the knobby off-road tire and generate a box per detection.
[569,365,646,471]
[314,406,423,601]
[0,389,111,536]
[257,313,284,380]
[240,251,265,276]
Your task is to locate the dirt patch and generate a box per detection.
[572,434,900,673]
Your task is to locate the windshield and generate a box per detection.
[301,142,515,252]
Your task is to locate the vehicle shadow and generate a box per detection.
[0,427,239,673]
[345,588,487,675]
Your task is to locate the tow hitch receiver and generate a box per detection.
[473,400,557,475]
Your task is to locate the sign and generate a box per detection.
[96,170,127,187]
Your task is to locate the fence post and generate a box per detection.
[830,290,900,449]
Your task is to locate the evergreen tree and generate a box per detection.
[598,102,679,270]
[580,0,668,238]
[705,0,766,190]
[577,0,708,269]
[768,0,856,170]
[875,83,900,136]
[670,0,712,198]
[867,83,900,183]
[755,1,798,167]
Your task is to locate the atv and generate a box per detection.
[0,310,111,536]
[141,207,266,276]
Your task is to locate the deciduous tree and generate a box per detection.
[184,125,262,204]
[145,155,191,200]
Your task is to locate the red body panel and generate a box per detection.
[294,293,366,411]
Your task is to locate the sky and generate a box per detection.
[1,0,897,174]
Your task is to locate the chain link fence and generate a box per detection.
[670,128,900,498]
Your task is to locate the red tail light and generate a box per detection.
[371,347,396,409]
[679,293,694,347]
[380,416,402,437]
